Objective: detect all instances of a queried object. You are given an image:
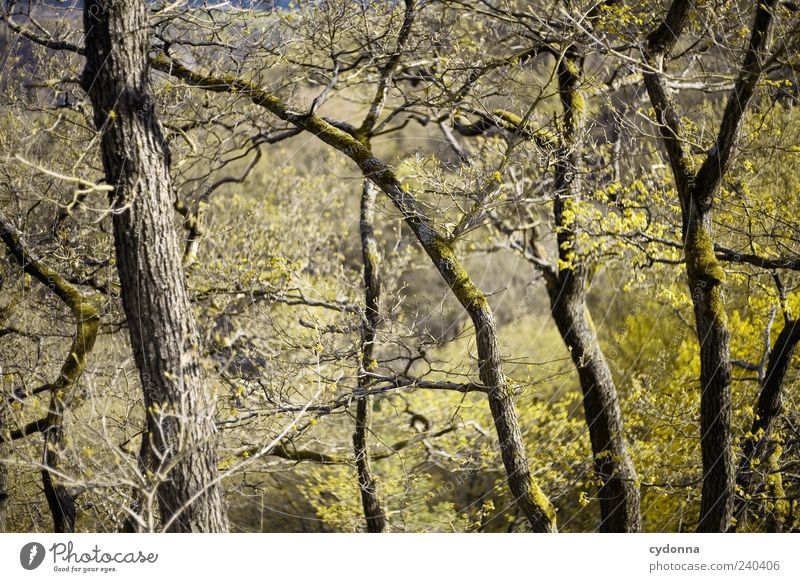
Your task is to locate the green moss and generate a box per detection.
[58,309,100,387]
[570,91,585,115]
[685,228,724,280]
[562,58,580,77]
[530,484,558,528]
[430,238,488,312]
[302,115,373,165]
[685,226,727,325]
[492,109,523,128]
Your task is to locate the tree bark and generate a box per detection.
[547,55,640,532]
[684,214,734,533]
[547,286,641,532]
[733,319,800,529]
[0,439,7,531]
[81,0,227,532]
[643,0,776,532]
[353,180,387,533]
[41,420,76,533]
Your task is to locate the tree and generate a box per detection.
[642,0,778,532]
[0,0,798,534]
[149,0,557,532]
[81,0,227,532]
[1,211,101,532]
[438,0,643,531]
[353,180,386,532]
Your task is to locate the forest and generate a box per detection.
[0,0,798,533]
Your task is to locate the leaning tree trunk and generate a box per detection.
[0,439,7,531]
[81,0,227,532]
[548,283,641,532]
[549,55,640,532]
[353,180,387,532]
[733,319,799,529]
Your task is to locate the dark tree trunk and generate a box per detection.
[81,0,227,532]
[550,55,640,532]
[548,284,641,532]
[353,180,386,533]
[0,446,7,531]
[643,0,776,532]
[685,212,734,533]
[733,319,800,529]
[42,419,76,533]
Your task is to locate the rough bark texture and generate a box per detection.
[81,0,227,532]
[643,0,776,532]
[41,419,76,533]
[472,307,557,532]
[0,460,6,532]
[685,216,734,533]
[548,55,640,532]
[353,180,387,533]
[733,319,800,529]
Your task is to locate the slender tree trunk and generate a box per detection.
[41,418,76,533]
[81,0,227,532]
[548,285,641,532]
[0,444,7,531]
[353,180,386,533]
[1,211,101,532]
[733,319,799,529]
[471,305,557,532]
[550,55,640,532]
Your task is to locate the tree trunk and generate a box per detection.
[733,319,799,529]
[0,445,7,531]
[642,0,776,532]
[81,0,227,532]
[353,180,386,533]
[472,306,557,532]
[41,419,76,533]
[550,55,640,532]
[685,211,734,533]
[548,285,641,532]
